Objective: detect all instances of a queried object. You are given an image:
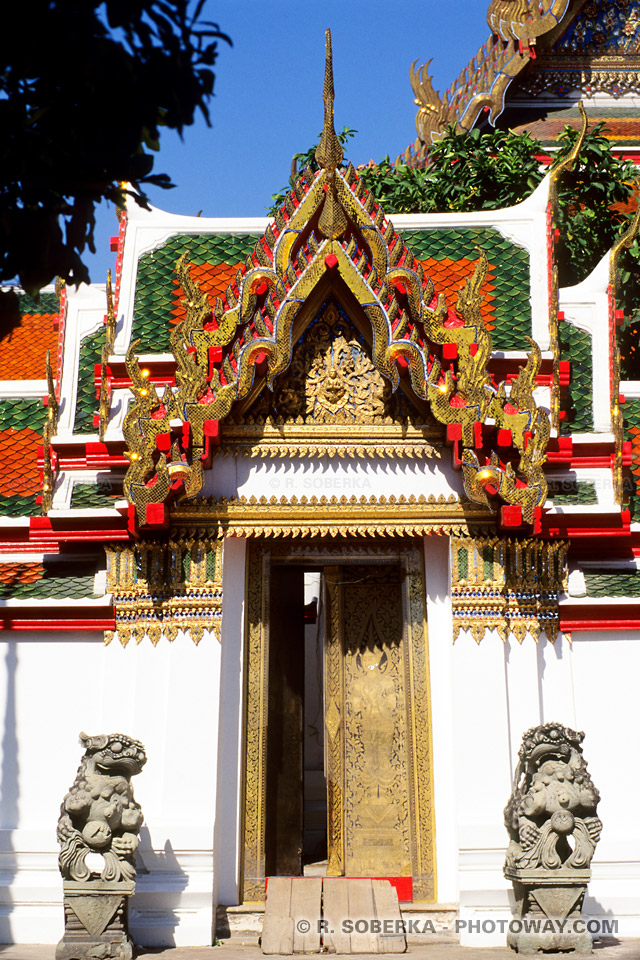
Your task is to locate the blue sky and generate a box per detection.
[87,0,491,281]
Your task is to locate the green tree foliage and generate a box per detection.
[359,127,544,216]
[0,0,229,323]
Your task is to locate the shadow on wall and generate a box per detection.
[583,897,620,948]
[0,641,18,944]
[129,828,189,948]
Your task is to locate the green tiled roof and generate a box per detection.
[547,480,598,505]
[559,322,593,435]
[400,227,531,350]
[132,233,257,353]
[71,481,122,508]
[0,398,46,431]
[0,563,100,600]
[18,291,59,315]
[74,329,103,434]
[584,570,640,598]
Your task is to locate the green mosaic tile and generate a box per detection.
[547,480,598,505]
[70,481,122,508]
[400,227,531,350]
[132,234,257,353]
[18,291,59,315]
[584,570,640,598]
[74,329,103,433]
[559,323,593,435]
[0,562,100,600]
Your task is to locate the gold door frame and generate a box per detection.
[241,539,436,903]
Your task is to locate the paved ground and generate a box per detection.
[0,939,638,959]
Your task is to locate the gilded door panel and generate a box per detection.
[341,566,411,877]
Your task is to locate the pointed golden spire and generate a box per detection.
[316,28,343,172]
[316,29,347,241]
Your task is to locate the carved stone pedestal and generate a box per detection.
[505,869,592,955]
[56,880,135,960]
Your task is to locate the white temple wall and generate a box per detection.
[0,630,221,946]
[444,618,640,945]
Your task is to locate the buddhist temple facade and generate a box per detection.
[0,5,639,950]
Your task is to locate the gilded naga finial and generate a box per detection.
[316,28,347,240]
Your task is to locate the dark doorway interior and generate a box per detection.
[264,566,327,877]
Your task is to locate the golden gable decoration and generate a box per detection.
[121,29,549,530]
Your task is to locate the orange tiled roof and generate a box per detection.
[0,314,58,380]
[511,116,640,146]
[170,262,241,325]
[419,257,497,332]
[0,427,42,498]
[0,563,44,586]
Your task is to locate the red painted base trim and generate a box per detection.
[265,876,413,901]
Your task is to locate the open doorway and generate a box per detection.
[264,566,327,878]
[242,540,436,904]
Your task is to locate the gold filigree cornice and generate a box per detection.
[215,422,441,460]
[170,492,495,538]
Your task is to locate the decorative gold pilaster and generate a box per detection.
[98,269,117,442]
[324,565,345,877]
[41,349,59,514]
[609,195,640,506]
[451,536,568,643]
[104,530,224,646]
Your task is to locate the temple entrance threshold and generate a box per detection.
[241,540,436,905]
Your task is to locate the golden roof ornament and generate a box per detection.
[316,28,347,240]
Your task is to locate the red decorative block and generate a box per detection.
[145,503,168,527]
[442,342,458,360]
[501,505,523,528]
[156,432,171,453]
[497,428,512,447]
[324,254,338,270]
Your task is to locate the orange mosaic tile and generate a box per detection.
[0,427,42,498]
[419,257,497,332]
[0,563,44,586]
[170,262,243,325]
[0,314,58,380]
